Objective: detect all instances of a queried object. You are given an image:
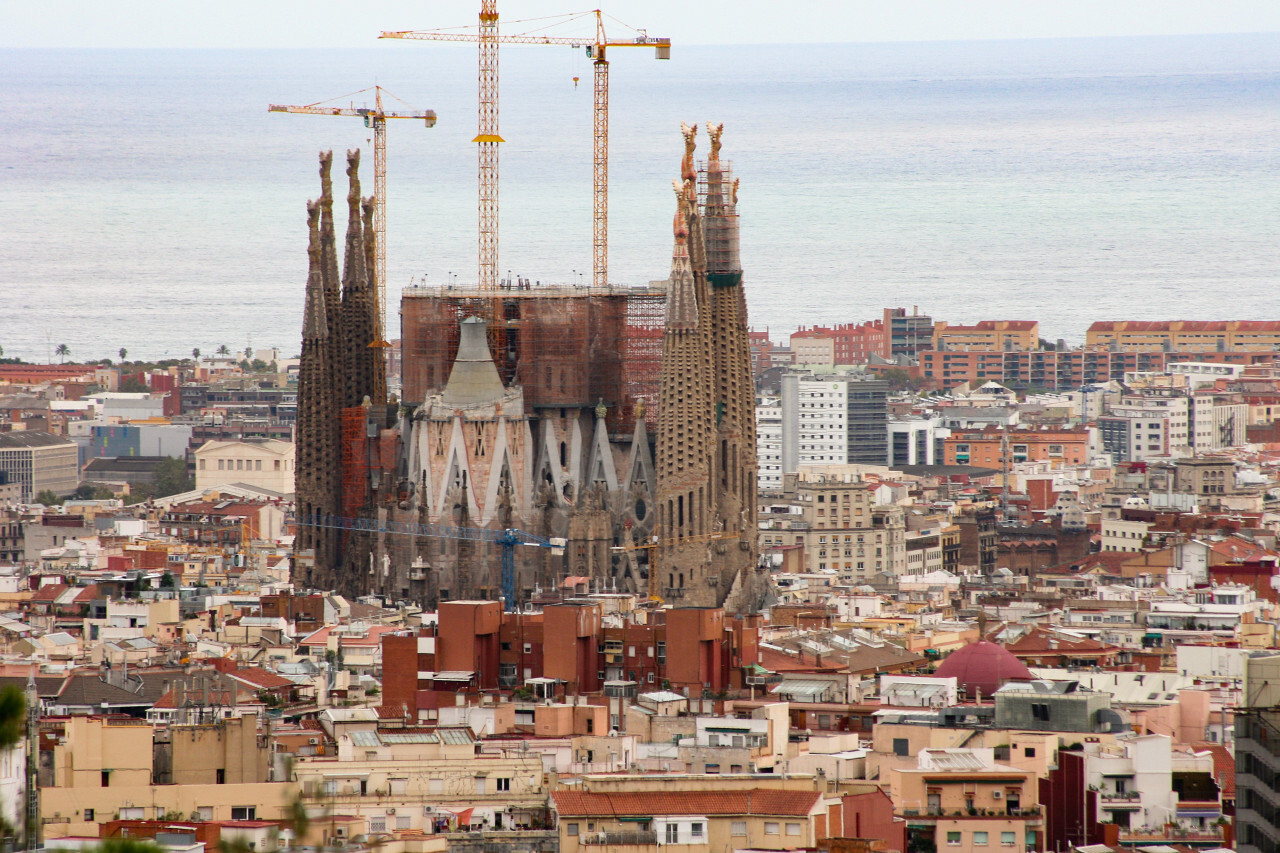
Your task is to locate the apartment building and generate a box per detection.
[0,431,79,501]
[760,469,907,582]
[1237,653,1280,853]
[1087,320,1280,352]
[757,399,784,492]
[890,748,1044,853]
[780,371,888,470]
[553,785,836,853]
[933,321,1040,353]
[790,321,888,366]
[1098,392,1190,462]
[942,426,1090,470]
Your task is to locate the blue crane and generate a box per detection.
[298,513,565,612]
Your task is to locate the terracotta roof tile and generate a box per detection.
[551,788,821,818]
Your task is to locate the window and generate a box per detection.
[523,642,532,654]
[121,807,145,820]
[1002,832,1016,846]
[255,459,262,470]
[666,824,680,844]
[199,459,206,470]
[566,823,579,837]
[765,822,780,835]
[786,823,802,836]
[1024,746,1036,757]
[396,815,410,831]
[218,459,225,471]
[731,821,747,837]
[706,763,720,774]
[691,822,704,839]
[974,832,989,845]
[368,817,386,834]
[274,460,281,470]
[475,777,486,795]
[231,807,256,821]
[947,832,962,846]
[84,809,95,822]
[893,738,910,756]
[496,777,511,792]
[429,778,443,794]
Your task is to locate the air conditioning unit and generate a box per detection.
[386,808,396,815]
[309,737,318,745]
[992,791,1002,800]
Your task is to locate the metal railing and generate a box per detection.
[581,830,658,846]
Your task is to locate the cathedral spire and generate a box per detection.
[302,201,328,342]
[340,150,376,409]
[296,196,340,590]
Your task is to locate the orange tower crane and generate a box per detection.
[269,87,438,345]
[381,6,669,290]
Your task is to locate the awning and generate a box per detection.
[771,679,835,699]
[433,671,476,682]
[451,808,474,826]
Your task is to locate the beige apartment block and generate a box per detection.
[194,439,295,494]
[41,782,296,839]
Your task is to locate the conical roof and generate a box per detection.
[441,317,505,407]
[934,640,1032,699]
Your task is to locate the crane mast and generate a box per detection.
[381,6,668,291]
[268,88,437,349]
[592,18,609,288]
[476,0,502,290]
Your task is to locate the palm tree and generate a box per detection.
[217,344,230,357]
[191,347,201,361]
[118,347,128,362]
[244,345,253,359]
[54,343,70,363]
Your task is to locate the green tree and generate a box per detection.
[191,347,201,361]
[878,367,922,393]
[285,794,311,847]
[34,489,61,506]
[152,456,194,499]
[93,839,164,853]
[0,685,27,750]
[118,347,128,362]
[54,343,70,363]
[72,483,115,501]
[217,344,231,357]
[119,376,148,393]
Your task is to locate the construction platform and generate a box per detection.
[399,283,667,435]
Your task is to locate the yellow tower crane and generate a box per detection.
[381,6,669,291]
[269,87,438,347]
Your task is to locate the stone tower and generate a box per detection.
[340,150,377,410]
[294,199,340,588]
[294,150,387,595]
[654,123,759,610]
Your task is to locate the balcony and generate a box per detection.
[581,830,658,846]
[1099,791,1141,807]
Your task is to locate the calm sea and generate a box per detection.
[2,34,1279,361]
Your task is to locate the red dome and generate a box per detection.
[934,641,1033,699]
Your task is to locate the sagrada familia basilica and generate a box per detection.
[294,125,763,613]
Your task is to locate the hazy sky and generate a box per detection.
[5,1,1280,48]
